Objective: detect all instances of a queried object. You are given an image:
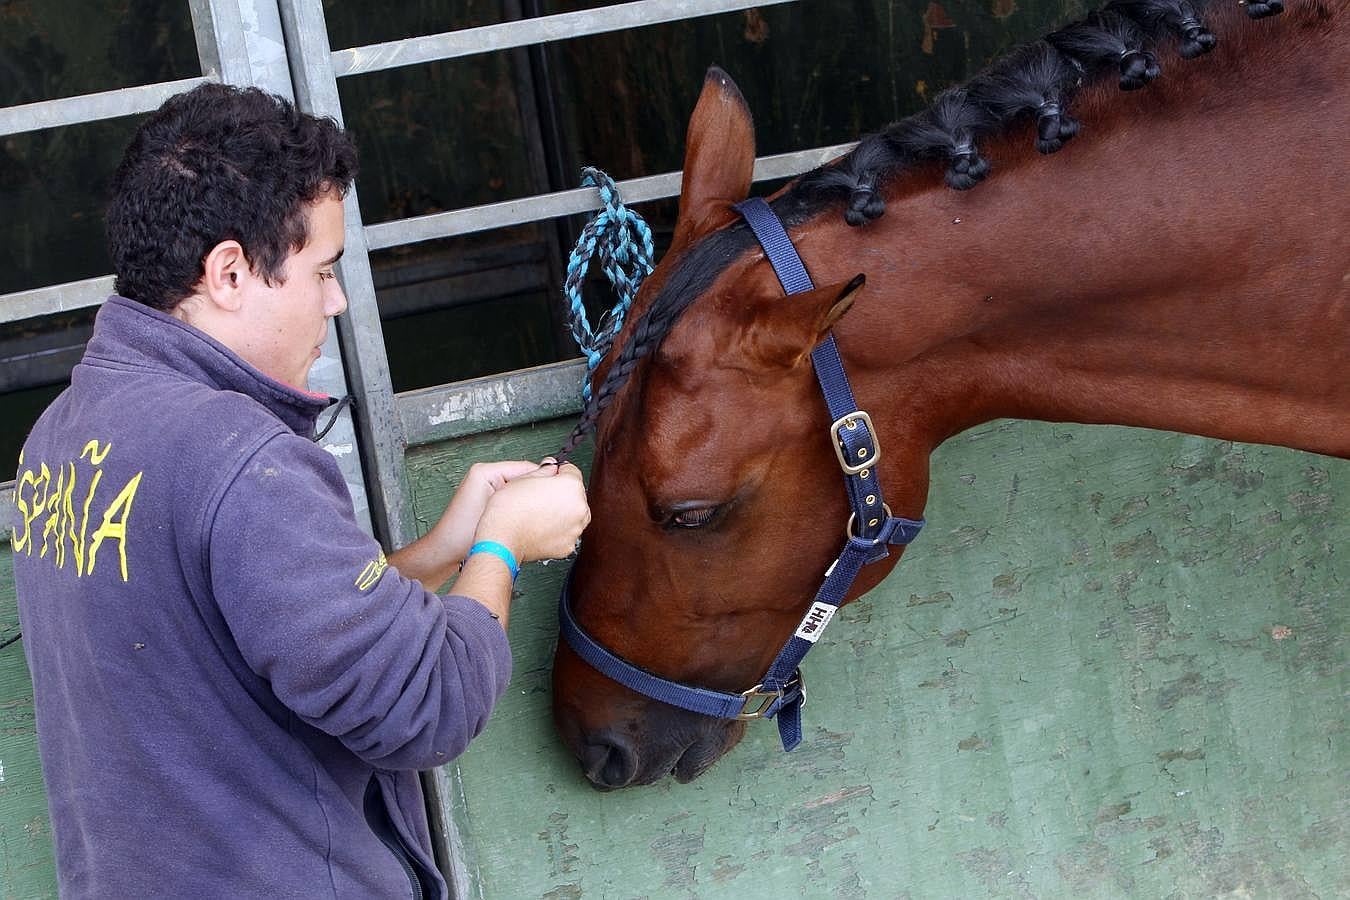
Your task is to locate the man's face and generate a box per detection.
[236,193,348,390]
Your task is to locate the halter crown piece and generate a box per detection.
[559,196,925,751]
[563,167,654,401]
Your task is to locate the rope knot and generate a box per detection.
[564,167,655,401]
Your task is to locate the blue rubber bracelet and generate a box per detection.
[467,541,520,580]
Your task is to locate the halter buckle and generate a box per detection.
[736,672,805,720]
[830,411,881,476]
[737,685,782,719]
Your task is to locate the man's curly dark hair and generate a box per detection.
[106,82,359,311]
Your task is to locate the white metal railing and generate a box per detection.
[0,77,213,137]
[0,0,819,326]
[332,0,794,75]
[367,142,855,249]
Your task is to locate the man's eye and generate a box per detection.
[671,506,718,528]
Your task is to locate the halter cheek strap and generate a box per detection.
[558,197,924,752]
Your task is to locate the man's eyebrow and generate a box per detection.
[320,247,345,267]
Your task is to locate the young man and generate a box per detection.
[11,83,589,898]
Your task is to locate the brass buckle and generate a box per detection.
[847,503,893,542]
[737,685,783,720]
[829,411,880,476]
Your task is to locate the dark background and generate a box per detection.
[0,0,1081,472]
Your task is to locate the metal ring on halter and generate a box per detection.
[847,503,894,542]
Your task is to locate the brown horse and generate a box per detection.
[552,0,1349,789]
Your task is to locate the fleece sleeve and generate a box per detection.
[205,432,512,770]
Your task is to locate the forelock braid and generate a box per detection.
[557,287,694,461]
[557,223,759,460]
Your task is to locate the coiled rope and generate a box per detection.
[563,167,653,401]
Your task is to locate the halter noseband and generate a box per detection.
[558,197,925,751]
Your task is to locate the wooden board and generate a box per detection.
[0,550,58,899]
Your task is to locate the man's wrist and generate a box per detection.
[465,540,520,581]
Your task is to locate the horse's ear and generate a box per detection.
[669,67,755,256]
[742,275,866,369]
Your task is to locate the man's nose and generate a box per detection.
[327,279,348,316]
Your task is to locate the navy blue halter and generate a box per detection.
[558,197,925,751]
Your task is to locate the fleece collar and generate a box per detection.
[83,296,335,436]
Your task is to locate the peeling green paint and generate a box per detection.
[409,421,1347,899]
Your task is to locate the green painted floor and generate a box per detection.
[409,420,1346,899]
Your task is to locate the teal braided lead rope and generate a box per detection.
[564,167,654,401]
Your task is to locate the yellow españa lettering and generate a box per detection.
[11,450,33,553]
[20,463,51,557]
[87,472,142,582]
[355,552,388,591]
[41,464,64,562]
[12,440,143,583]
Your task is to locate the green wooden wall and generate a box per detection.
[407,421,1346,899]
[2,422,1344,897]
[0,549,56,898]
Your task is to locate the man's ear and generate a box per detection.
[667,67,756,257]
[740,275,866,369]
[198,240,251,311]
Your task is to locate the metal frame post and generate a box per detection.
[277,0,414,549]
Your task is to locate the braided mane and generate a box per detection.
[559,0,1296,459]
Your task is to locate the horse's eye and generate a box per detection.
[671,506,718,528]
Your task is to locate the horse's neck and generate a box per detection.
[828,11,1348,458]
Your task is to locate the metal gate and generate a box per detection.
[0,0,850,894]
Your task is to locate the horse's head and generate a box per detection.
[547,0,1342,789]
[551,70,927,789]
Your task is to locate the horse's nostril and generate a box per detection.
[580,735,638,789]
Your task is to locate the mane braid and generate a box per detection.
[785,0,1255,228]
[559,0,1286,457]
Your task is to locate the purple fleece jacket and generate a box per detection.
[11,296,512,899]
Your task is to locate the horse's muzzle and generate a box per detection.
[552,641,747,789]
[578,730,639,790]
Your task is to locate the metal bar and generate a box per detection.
[0,77,211,138]
[0,485,14,538]
[331,0,796,77]
[0,276,114,325]
[191,0,299,96]
[500,0,576,362]
[190,0,375,530]
[398,359,587,449]
[279,0,414,552]
[191,0,242,81]
[365,142,856,250]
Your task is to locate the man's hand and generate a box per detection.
[388,459,590,628]
[472,461,590,563]
[432,461,544,564]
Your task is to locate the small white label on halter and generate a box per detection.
[794,602,838,643]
